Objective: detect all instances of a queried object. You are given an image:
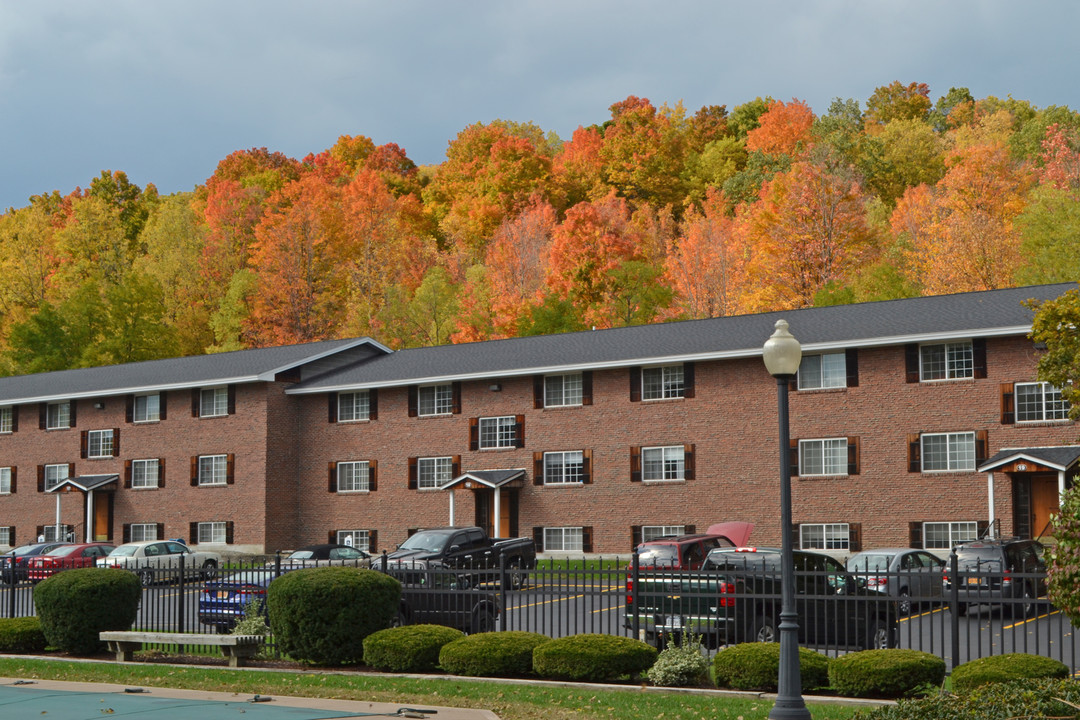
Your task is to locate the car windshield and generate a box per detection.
[108,546,139,557]
[9,545,41,557]
[704,551,783,572]
[957,547,1003,569]
[286,550,316,560]
[637,545,679,566]
[846,553,894,573]
[397,534,448,553]
[48,545,82,558]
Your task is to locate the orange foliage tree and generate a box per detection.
[745,99,816,157]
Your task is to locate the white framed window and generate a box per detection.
[923,521,978,549]
[544,527,583,552]
[337,530,371,551]
[418,384,453,416]
[642,525,686,542]
[131,459,160,489]
[1016,382,1069,422]
[921,432,976,472]
[798,353,846,390]
[545,374,583,407]
[46,401,71,430]
[0,467,10,494]
[200,387,228,418]
[198,455,228,486]
[920,342,973,381]
[87,429,114,459]
[543,451,584,484]
[0,407,13,433]
[417,457,452,490]
[799,438,848,476]
[0,526,11,547]
[130,523,158,542]
[44,463,68,491]
[479,416,518,449]
[197,521,227,544]
[642,365,684,400]
[133,393,160,423]
[642,445,685,481]
[800,523,850,550]
[337,391,370,422]
[41,524,71,542]
[337,461,371,492]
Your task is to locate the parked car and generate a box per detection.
[634,522,754,571]
[387,560,500,634]
[386,526,536,590]
[272,544,371,570]
[943,537,1048,617]
[846,548,945,615]
[199,569,276,632]
[0,542,70,583]
[96,540,221,586]
[27,542,116,582]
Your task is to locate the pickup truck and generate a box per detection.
[386,526,537,589]
[626,546,898,650]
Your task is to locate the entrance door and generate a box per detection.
[473,489,519,538]
[1030,476,1060,540]
[93,493,112,542]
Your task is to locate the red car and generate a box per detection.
[634,522,755,571]
[27,542,116,581]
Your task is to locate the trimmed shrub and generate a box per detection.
[363,624,463,672]
[439,631,550,677]
[0,617,47,653]
[267,567,400,665]
[829,649,946,698]
[852,677,1080,720]
[532,633,657,682]
[646,633,710,687]
[712,643,829,692]
[33,568,141,654]
[950,653,1069,694]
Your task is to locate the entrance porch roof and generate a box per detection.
[978,446,1080,474]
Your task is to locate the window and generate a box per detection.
[130,523,158,542]
[920,342,973,381]
[197,521,227,544]
[41,524,72,542]
[87,429,114,459]
[923,521,978,549]
[543,451,584,484]
[0,407,13,433]
[198,455,228,486]
[133,394,160,423]
[800,523,850,551]
[642,525,685,542]
[46,401,71,429]
[798,353,847,390]
[418,384,453,416]
[44,464,68,491]
[337,530,371,551]
[799,438,848,476]
[642,365,684,400]
[131,459,160,489]
[543,527,584,552]
[0,527,11,547]
[337,391,370,422]
[479,416,519,449]
[1016,382,1069,422]
[544,374,583,407]
[200,387,228,417]
[0,467,10,494]
[642,445,685,481]
[336,461,371,492]
[417,457,452,490]
[921,432,976,472]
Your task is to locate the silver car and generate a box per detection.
[846,548,945,615]
[96,540,221,586]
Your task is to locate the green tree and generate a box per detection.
[1014,185,1080,284]
[929,87,975,132]
[378,266,461,348]
[1028,289,1080,423]
[727,97,773,139]
[96,273,179,364]
[1049,484,1080,626]
[6,283,107,374]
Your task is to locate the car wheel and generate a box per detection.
[200,560,218,580]
[506,559,527,590]
[753,615,777,643]
[1014,583,1037,618]
[471,607,496,634]
[391,608,408,628]
[898,589,912,616]
[955,602,968,617]
[865,619,894,650]
[139,569,154,587]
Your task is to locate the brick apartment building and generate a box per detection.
[0,283,1077,558]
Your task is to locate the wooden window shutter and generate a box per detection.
[67,462,74,478]
[155,523,164,540]
[328,530,337,544]
[629,367,641,402]
[38,403,46,430]
[369,530,378,552]
[451,382,462,414]
[533,376,545,409]
[683,444,695,480]
[8,468,15,494]
[977,520,990,539]
[683,362,695,398]
[972,338,987,379]
[532,526,544,552]
[328,462,338,492]
[684,524,697,534]
[122,524,131,543]
[160,392,167,420]
[112,428,120,456]
[227,385,236,415]
[582,449,592,484]
[451,455,460,477]
[905,344,920,383]
[909,522,924,549]
[846,349,859,387]
[225,521,234,544]
[328,393,338,423]
[124,460,132,489]
[189,522,198,544]
[581,371,593,406]
[190,457,199,486]
[792,524,802,549]
[36,524,44,540]
[469,418,479,451]
[533,453,544,485]
[191,389,200,417]
[848,523,862,552]
[408,458,418,490]
[581,526,593,553]
[515,414,525,448]
[37,465,44,493]
[368,389,378,421]
[408,386,418,417]
[8,406,15,433]
[80,431,88,459]
[1000,383,1015,424]
[159,458,166,488]
[226,454,235,484]
[368,460,377,491]
[631,526,642,548]
[69,402,76,428]
[847,437,860,476]
[125,396,134,423]
[908,434,922,473]
[630,446,641,482]
[975,430,988,464]
[789,439,800,477]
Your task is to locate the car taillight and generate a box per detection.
[717,581,736,607]
[1002,570,1012,586]
[866,576,888,588]
[237,586,266,596]
[625,578,633,605]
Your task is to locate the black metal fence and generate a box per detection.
[2,552,1077,673]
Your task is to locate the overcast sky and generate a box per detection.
[2,1,1077,211]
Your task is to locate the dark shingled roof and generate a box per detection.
[979,446,1080,473]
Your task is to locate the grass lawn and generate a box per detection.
[0,657,867,720]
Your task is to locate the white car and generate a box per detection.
[96,540,221,586]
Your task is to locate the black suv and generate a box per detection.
[943,538,1048,617]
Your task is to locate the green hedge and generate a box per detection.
[532,633,657,682]
[950,653,1069,694]
[363,624,463,672]
[0,617,47,653]
[852,678,1080,720]
[712,643,829,692]
[33,568,141,654]
[829,649,945,698]
[439,631,550,677]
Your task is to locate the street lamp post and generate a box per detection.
[762,319,811,720]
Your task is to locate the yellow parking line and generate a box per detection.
[899,606,945,623]
[1003,607,1060,630]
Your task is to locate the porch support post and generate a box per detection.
[55,493,61,539]
[987,472,995,538]
[1060,470,1067,506]
[85,491,95,542]
[448,489,455,526]
[493,487,502,538]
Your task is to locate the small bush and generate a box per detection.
[646,633,710,687]
[852,677,1080,720]
[712,643,829,692]
[33,568,141,654]
[532,633,657,682]
[0,617,47,653]
[829,649,946,698]
[950,653,1068,694]
[439,631,550,677]
[363,624,463,672]
[267,567,400,665]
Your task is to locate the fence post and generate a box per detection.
[949,553,960,672]
[177,553,186,634]
[631,549,640,641]
[274,550,282,578]
[380,550,388,573]
[498,550,507,632]
[4,560,13,618]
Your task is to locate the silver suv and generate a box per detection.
[943,538,1047,617]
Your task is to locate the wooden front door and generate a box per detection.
[93,493,112,542]
[1030,475,1060,540]
[473,489,519,538]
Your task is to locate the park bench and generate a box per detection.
[99,630,264,667]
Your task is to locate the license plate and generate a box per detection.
[661,616,683,629]
[966,577,981,585]
[217,591,230,599]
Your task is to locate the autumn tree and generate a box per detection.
[52,193,132,290]
[727,97,773,139]
[0,200,60,318]
[861,118,947,205]
[1014,124,1080,284]
[929,87,976,132]
[551,126,607,210]
[598,96,688,211]
[745,99,815,157]
[864,81,932,130]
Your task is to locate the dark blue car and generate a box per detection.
[198,569,277,631]
[1,542,70,583]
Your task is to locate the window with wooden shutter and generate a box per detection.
[847,437,860,475]
[631,526,642,549]
[369,459,377,491]
[975,430,988,464]
[408,457,418,490]
[1000,383,1015,424]
[909,521,923,549]
[328,393,338,423]
[368,389,378,421]
[629,367,642,402]
[227,385,236,414]
[533,452,544,485]
[533,376,544,409]
[532,527,544,552]
[789,439,799,477]
[972,338,987,379]
[328,462,338,493]
[905,344,920,383]
[469,418,479,451]
[630,446,641,482]
[848,523,862,552]
[581,371,593,405]
[846,348,859,387]
[908,434,922,472]
[514,414,525,448]
[124,460,132,489]
[451,382,462,414]
[226,454,235,484]
[581,526,593,553]
[581,449,592,484]
[683,444,695,480]
[683,362,695,398]
[408,386,418,417]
